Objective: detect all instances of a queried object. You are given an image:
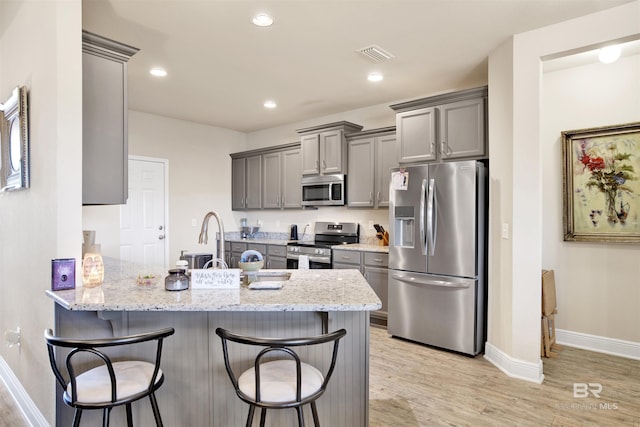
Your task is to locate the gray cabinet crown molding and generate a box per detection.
[82,30,140,62]
[389,86,488,113]
[230,141,300,159]
[345,126,396,140]
[296,121,363,135]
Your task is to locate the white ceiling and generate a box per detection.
[82,0,633,133]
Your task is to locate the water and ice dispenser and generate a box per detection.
[393,206,414,247]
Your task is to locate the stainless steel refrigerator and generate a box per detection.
[388,160,487,355]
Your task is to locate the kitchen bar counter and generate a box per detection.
[46,260,380,312]
[48,258,378,426]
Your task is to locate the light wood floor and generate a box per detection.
[1,327,638,426]
[369,325,640,426]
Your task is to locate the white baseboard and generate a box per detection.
[483,342,544,384]
[0,356,49,427]
[556,329,640,360]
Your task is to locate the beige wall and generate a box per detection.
[541,53,640,342]
[0,0,82,423]
[487,0,640,374]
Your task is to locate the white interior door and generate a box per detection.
[120,157,168,270]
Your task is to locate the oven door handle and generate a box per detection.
[307,256,331,264]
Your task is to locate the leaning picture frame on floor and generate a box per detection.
[562,121,640,243]
[0,86,30,192]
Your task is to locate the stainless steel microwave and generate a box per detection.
[301,174,345,206]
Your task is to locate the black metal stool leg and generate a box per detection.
[126,403,133,426]
[246,405,256,427]
[102,407,111,427]
[259,408,267,427]
[295,406,305,427]
[149,392,164,426]
[311,401,320,427]
[72,409,82,427]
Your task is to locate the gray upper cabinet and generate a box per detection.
[395,107,436,164]
[231,143,301,211]
[297,122,363,176]
[391,86,487,164]
[262,152,281,209]
[245,155,262,209]
[231,154,261,210]
[262,148,301,209]
[82,31,138,205]
[281,148,302,208]
[347,127,397,208]
[438,97,485,160]
[231,157,247,210]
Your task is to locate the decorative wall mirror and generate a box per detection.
[0,86,30,192]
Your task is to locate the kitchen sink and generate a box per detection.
[253,271,291,282]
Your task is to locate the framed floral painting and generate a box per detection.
[562,121,640,242]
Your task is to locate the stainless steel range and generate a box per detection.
[287,222,359,269]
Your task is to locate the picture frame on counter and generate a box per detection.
[562,121,640,243]
[0,86,30,192]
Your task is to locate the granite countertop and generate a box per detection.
[46,258,381,313]
[333,243,389,253]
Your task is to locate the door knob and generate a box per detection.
[159,235,165,240]
[159,225,164,230]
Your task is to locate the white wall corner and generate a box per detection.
[484,342,544,384]
[0,356,49,427]
[556,329,640,360]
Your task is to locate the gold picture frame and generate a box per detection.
[0,86,30,192]
[562,121,640,242]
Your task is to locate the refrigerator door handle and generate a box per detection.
[426,178,437,256]
[420,178,428,255]
[391,274,469,289]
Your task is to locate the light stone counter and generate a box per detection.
[334,243,389,253]
[46,259,381,312]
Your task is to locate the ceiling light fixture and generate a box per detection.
[368,72,384,82]
[264,100,277,109]
[149,67,167,77]
[252,13,274,27]
[598,45,621,64]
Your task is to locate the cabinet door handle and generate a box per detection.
[369,192,373,204]
[322,160,327,170]
[376,191,381,204]
[372,258,383,263]
[316,160,319,171]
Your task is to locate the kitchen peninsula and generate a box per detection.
[46,259,381,426]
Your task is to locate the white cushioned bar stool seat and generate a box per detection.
[45,327,174,427]
[69,361,163,404]
[238,360,323,403]
[216,327,346,427]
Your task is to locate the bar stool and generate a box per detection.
[44,327,175,427]
[216,327,346,427]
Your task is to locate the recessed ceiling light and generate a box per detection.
[367,72,384,82]
[149,67,167,77]
[252,13,274,27]
[598,45,621,64]
[264,100,277,109]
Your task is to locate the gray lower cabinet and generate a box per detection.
[229,242,247,268]
[332,249,388,325]
[267,244,287,269]
[82,31,138,205]
[362,252,388,325]
[391,86,487,164]
[347,127,397,208]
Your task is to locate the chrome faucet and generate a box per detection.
[198,211,225,264]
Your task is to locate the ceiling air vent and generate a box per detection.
[357,45,395,63]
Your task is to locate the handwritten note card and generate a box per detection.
[191,269,241,289]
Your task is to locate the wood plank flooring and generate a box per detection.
[1,326,639,426]
[369,325,640,426]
